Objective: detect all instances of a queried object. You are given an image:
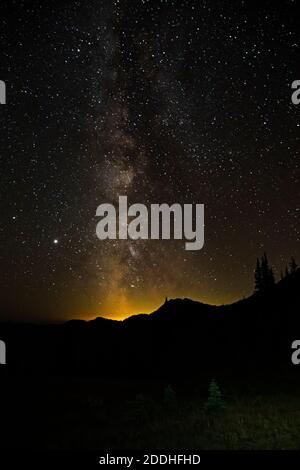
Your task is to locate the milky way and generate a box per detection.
[1,0,299,320]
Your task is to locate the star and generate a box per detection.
[1,0,299,321]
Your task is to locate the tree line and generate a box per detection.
[254,253,298,293]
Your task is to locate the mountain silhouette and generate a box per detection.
[1,269,299,378]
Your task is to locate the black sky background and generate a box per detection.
[0,0,299,321]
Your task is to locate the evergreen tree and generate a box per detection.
[268,265,275,287]
[254,253,275,292]
[254,258,262,291]
[261,252,269,286]
[285,265,289,277]
[289,257,298,274]
[205,379,226,411]
[163,385,177,411]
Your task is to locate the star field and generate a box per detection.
[1,0,299,321]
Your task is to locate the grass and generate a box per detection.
[2,375,300,449]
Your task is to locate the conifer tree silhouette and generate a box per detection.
[254,258,262,291]
[254,253,275,292]
[285,265,289,277]
[205,379,226,411]
[289,257,298,274]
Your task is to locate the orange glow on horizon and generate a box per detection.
[82,291,244,322]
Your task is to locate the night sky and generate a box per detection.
[1,0,299,321]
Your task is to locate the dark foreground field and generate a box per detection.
[2,373,300,450]
[1,270,300,450]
